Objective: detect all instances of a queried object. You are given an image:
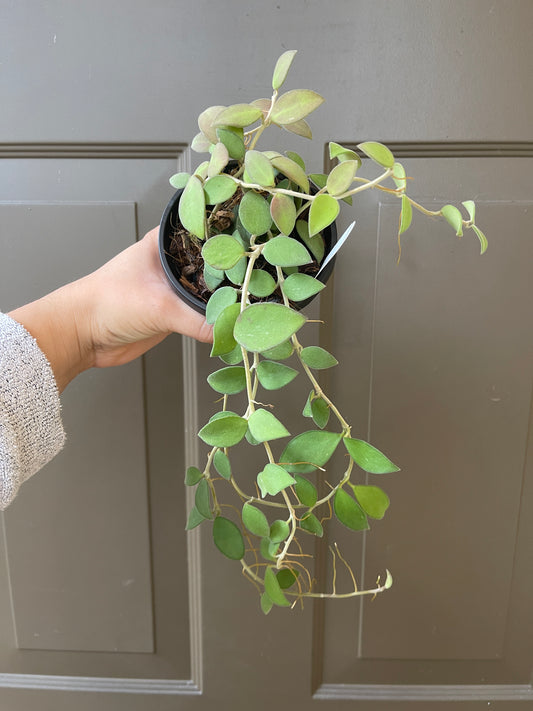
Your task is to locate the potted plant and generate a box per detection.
[159,50,487,614]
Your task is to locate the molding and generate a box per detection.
[0,143,187,159]
[314,682,533,702]
[0,674,200,695]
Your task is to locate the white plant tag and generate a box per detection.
[316,220,356,277]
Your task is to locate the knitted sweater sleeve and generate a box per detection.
[0,312,66,509]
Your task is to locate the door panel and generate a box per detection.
[1,2,532,709]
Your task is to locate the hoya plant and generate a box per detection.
[162,51,487,613]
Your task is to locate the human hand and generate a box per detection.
[9,227,212,391]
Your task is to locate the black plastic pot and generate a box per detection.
[159,188,338,314]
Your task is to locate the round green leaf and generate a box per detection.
[343,437,400,474]
[207,366,247,395]
[270,89,324,125]
[441,204,464,236]
[270,193,297,235]
[202,234,245,270]
[234,303,306,353]
[198,105,226,143]
[186,506,207,530]
[326,160,357,196]
[213,516,245,560]
[351,484,390,520]
[213,103,263,128]
[282,273,325,302]
[204,174,238,205]
[270,519,290,543]
[300,512,323,537]
[213,449,232,480]
[219,343,243,365]
[296,219,325,263]
[225,257,247,286]
[262,236,312,268]
[272,49,297,90]
[280,431,342,474]
[248,269,277,298]
[178,175,206,240]
[256,360,298,390]
[300,346,338,369]
[311,397,330,429]
[248,408,290,443]
[294,475,318,507]
[277,568,299,589]
[357,141,395,169]
[206,286,238,325]
[204,262,224,291]
[191,132,212,153]
[282,118,313,139]
[261,340,294,361]
[195,478,212,520]
[245,150,276,187]
[264,566,291,607]
[392,162,407,191]
[257,464,296,498]
[169,172,191,189]
[270,155,309,193]
[260,536,279,561]
[216,127,245,160]
[185,466,203,486]
[211,302,240,357]
[242,503,270,537]
[334,488,369,531]
[208,141,229,178]
[238,191,272,235]
[308,194,339,237]
[198,415,248,447]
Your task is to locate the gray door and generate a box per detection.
[1,2,532,709]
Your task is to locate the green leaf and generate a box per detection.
[300,346,338,369]
[207,366,247,395]
[186,505,207,530]
[270,519,290,543]
[219,343,243,365]
[311,397,330,429]
[198,415,248,448]
[234,303,306,353]
[204,174,238,205]
[343,437,400,474]
[270,193,297,235]
[270,155,309,193]
[206,286,238,325]
[257,464,296,498]
[238,191,272,235]
[282,118,313,139]
[213,103,263,128]
[225,257,247,286]
[462,200,476,222]
[326,160,357,196]
[204,262,224,291]
[248,408,290,443]
[302,390,314,418]
[197,105,226,143]
[191,132,212,153]
[211,302,241,357]
[185,466,203,486]
[334,488,369,531]
[260,592,274,615]
[300,512,323,537]
[441,204,464,236]
[392,162,407,191]
[178,176,206,240]
[213,449,232,480]
[264,566,291,607]
[262,236,312,267]
[285,151,305,170]
[277,568,299,589]
[296,219,325,263]
[328,142,360,163]
[281,431,342,474]
[472,224,488,255]
[169,172,191,189]
[308,194,340,237]
[399,194,413,235]
[202,234,244,270]
[282,273,325,302]
[194,160,209,181]
[272,49,298,90]
[357,141,395,169]
[260,536,279,561]
[256,360,298,390]
[242,503,270,537]
[212,516,245,560]
[216,127,245,161]
[262,340,294,361]
[195,478,212,520]
[351,484,390,520]
[248,269,277,298]
[245,150,276,187]
[294,475,318,507]
[207,141,229,178]
[270,89,324,125]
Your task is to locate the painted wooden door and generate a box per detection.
[1,2,532,709]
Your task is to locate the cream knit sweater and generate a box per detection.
[0,312,65,509]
